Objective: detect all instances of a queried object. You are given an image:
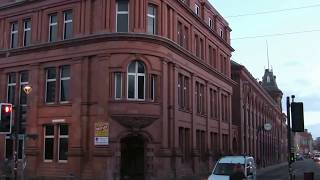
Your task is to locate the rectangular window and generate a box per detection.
[150,75,156,101]
[117,0,129,32]
[44,125,54,161]
[177,22,183,46]
[200,38,204,59]
[23,19,31,46]
[196,82,205,115]
[128,75,135,99]
[214,90,218,118]
[195,35,199,57]
[19,71,29,105]
[178,74,189,110]
[10,22,18,48]
[18,136,24,160]
[183,26,188,49]
[183,76,189,109]
[63,10,73,40]
[46,67,56,103]
[115,73,122,99]
[196,82,200,113]
[5,136,13,159]
[208,45,212,66]
[179,127,184,162]
[147,5,156,34]
[213,132,218,154]
[200,83,204,114]
[213,48,217,68]
[49,14,58,42]
[7,73,16,104]
[178,74,182,107]
[210,89,213,118]
[195,4,200,16]
[60,66,70,102]
[58,124,68,162]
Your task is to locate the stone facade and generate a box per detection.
[0,0,235,179]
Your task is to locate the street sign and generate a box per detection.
[94,122,109,146]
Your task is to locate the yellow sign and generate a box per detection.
[95,122,109,137]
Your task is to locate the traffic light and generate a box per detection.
[291,102,304,132]
[0,103,13,134]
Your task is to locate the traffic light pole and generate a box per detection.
[287,95,295,180]
[13,104,19,180]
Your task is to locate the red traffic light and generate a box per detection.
[4,106,11,113]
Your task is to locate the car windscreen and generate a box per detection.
[213,163,244,176]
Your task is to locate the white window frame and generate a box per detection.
[209,18,212,28]
[63,11,73,40]
[19,72,29,106]
[195,4,200,16]
[10,22,18,48]
[7,73,16,103]
[58,124,68,163]
[115,72,122,99]
[44,125,54,162]
[45,68,56,104]
[23,19,31,47]
[48,14,58,42]
[127,61,146,101]
[151,75,156,101]
[116,0,129,32]
[147,5,156,34]
[59,66,70,103]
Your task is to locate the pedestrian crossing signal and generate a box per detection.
[0,103,13,134]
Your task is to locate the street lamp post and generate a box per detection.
[13,85,32,180]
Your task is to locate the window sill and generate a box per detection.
[43,102,72,107]
[109,99,160,105]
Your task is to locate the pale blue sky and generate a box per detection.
[209,0,320,138]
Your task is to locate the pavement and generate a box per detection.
[257,162,288,176]
[257,159,320,180]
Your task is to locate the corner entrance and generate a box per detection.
[120,134,145,180]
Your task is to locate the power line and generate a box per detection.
[226,4,320,18]
[232,29,320,40]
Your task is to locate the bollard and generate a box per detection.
[304,172,314,180]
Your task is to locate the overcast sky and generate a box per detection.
[209,0,320,138]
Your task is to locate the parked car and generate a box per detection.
[208,156,256,180]
[314,154,320,162]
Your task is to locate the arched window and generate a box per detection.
[127,60,145,100]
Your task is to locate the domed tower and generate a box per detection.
[261,68,283,110]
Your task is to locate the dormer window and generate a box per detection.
[209,18,212,28]
[219,28,223,38]
[195,4,200,16]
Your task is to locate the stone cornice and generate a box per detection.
[0,33,236,86]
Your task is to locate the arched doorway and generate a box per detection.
[120,134,145,180]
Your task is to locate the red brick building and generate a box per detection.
[231,61,288,167]
[0,0,235,179]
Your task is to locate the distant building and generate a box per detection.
[294,129,313,155]
[231,62,288,167]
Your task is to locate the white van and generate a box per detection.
[208,156,256,180]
